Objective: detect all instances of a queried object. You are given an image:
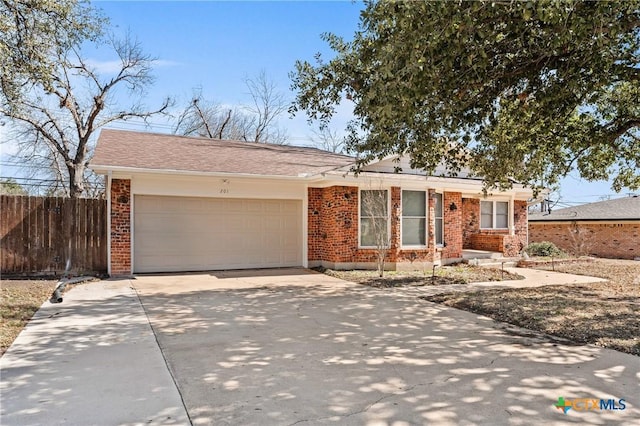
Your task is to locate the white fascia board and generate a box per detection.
[318,171,533,199]
[90,164,327,182]
[320,170,480,189]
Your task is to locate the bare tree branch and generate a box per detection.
[174,70,289,144]
[361,185,390,277]
[0,33,170,198]
[310,124,345,153]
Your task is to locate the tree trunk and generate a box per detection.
[67,164,85,199]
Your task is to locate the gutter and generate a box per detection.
[529,218,640,223]
[90,164,328,182]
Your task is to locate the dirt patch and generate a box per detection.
[1,277,100,356]
[1,279,58,356]
[422,259,640,356]
[321,264,524,288]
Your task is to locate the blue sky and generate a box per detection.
[1,0,635,204]
[93,0,362,141]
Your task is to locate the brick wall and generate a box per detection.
[307,187,323,261]
[110,179,131,276]
[506,200,528,256]
[462,198,479,248]
[462,198,528,256]
[308,186,465,268]
[443,192,463,259]
[529,221,639,259]
[467,234,504,252]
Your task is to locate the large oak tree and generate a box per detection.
[1,0,104,106]
[291,0,640,193]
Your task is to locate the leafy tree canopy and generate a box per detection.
[0,0,106,108]
[291,0,640,193]
[0,178,27,195]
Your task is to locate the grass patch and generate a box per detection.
[422,259,640,356]
[321,263,524,288]
[1,279,57,356]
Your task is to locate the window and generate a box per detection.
[360,189,388,247]
[480,201,493,228]
[434,193,444,245]
[496,202,508,228]
[480,201,509,229]
[402,190,426,246]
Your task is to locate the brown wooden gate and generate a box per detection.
[1,196,107,275]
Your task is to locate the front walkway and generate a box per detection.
[407,266,608,297]
[0,280,190,426]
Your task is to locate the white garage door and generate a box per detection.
[134,195,302,273]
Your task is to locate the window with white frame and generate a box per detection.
[434,193,444,245]
[360,189,388,247]
[402,190,426,246]
[480,201,509,229]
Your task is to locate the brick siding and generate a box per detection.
[462,198,479,248]
[462,198,528,256]
[110,179,131,275]
[308,186,466,268]
[507,200,528,256]
[443,192,463,259]
[529,222,639,259]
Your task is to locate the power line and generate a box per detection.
[0,162,65,169]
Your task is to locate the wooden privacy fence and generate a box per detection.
[1,195,107,275]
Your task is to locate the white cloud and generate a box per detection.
[84,59,123,74]
[153,59,182,68]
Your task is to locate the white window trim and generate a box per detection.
[400,189,428,249]
[434,191,444,247]
[358,188,391,249]
[480,200,510,230]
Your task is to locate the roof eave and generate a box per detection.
[90,164,327,182]
[529,218,640,222]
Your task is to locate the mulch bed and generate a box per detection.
[422,259,640,356]
[320,264,524,288]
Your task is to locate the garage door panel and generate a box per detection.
[134,195,302,273]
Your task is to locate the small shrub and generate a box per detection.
[525,241,565,257]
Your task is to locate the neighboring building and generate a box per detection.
[91,129,532,276]
[529,197,640,259]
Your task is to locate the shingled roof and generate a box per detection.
[91,129,355,177]
[529,196,640,222]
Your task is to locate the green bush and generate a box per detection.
[525,241,565,257]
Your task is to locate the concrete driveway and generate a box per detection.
[134,269,639,426]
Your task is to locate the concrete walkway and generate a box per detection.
[408,266,609,297]
[0,280,190,426]
[1,267,635,426]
